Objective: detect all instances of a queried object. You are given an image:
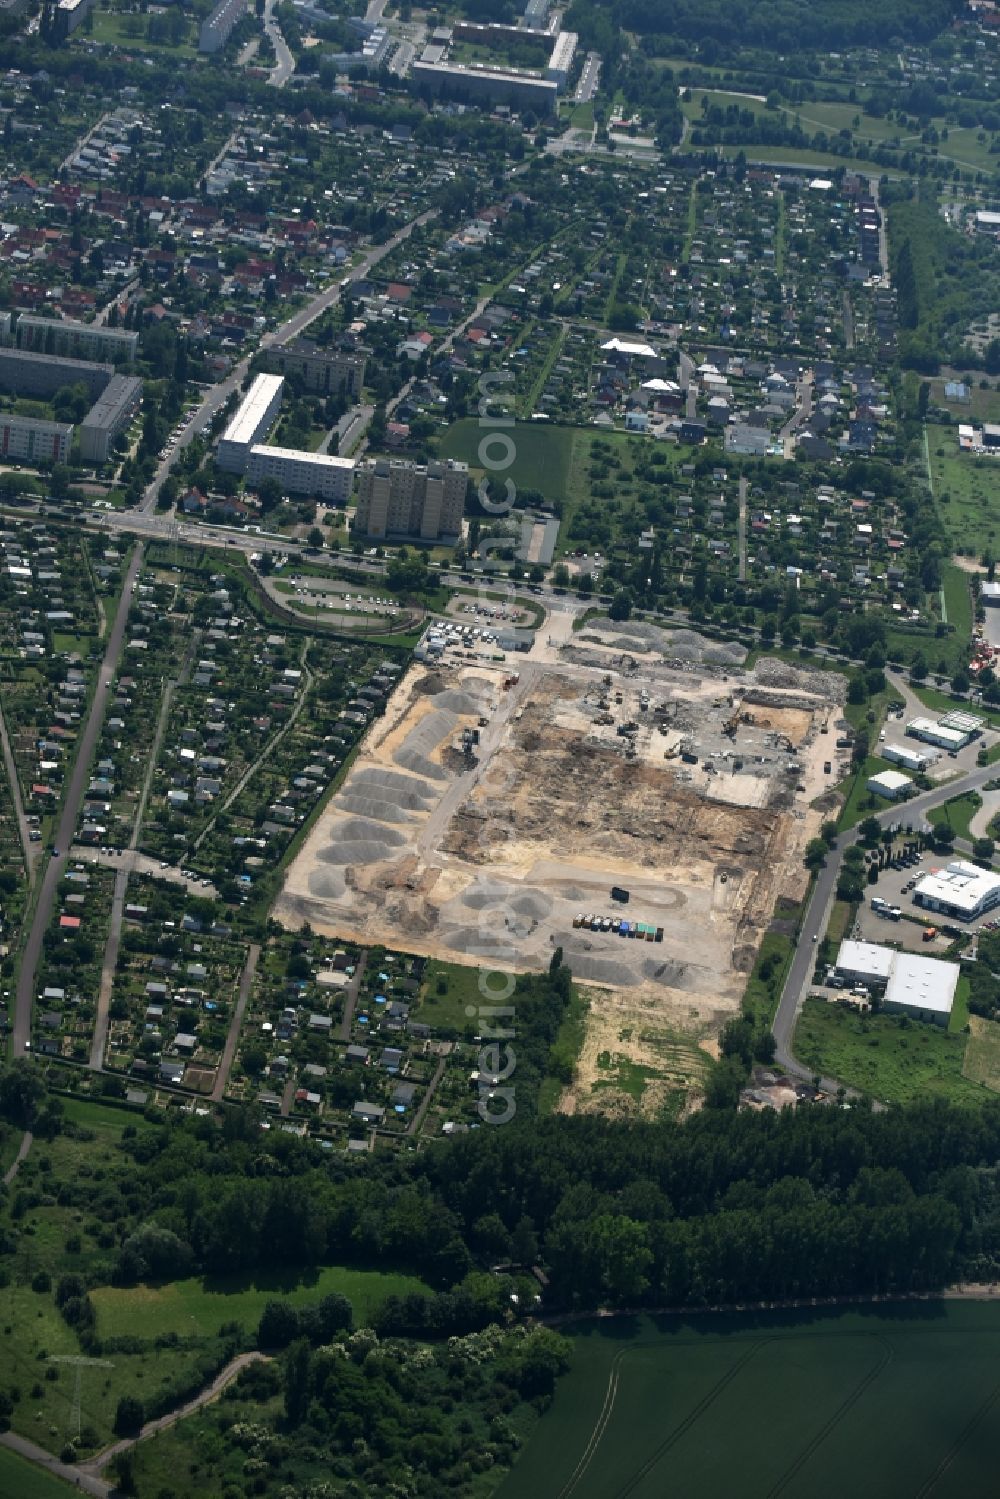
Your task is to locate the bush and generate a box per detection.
[30,1270,51,1293]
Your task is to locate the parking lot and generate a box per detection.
[854,845,997,952]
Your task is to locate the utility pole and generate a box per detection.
[48,1355,113,1441]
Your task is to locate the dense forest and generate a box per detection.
[616,0,961,50]
[5,1068,1000,1322]
[6,1066,1000,1493]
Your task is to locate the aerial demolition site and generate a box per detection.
[278,617,844,1113]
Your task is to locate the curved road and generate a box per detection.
[12,545,144,1057]
[83,1352,267,1476]
[263,0,294,86]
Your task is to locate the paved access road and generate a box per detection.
[772,753,1000,1085]
[263,0,295,86]
[140,210,436,513]
[12,545,144,1057]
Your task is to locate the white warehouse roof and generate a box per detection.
[867,769,912,796]
[914,861,1000,919]
[884,951,959,1019]
[906,716,967,749]
[836,940,896,982]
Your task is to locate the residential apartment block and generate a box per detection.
[78,375,143,464]
[0,415,73,465]
[246,445,355,503]
[216,373,284,473]
[353,457,468,542]
[199,0,246,54]
[0,348,114,401]
[261,339,367,400]
[10,314,138,364]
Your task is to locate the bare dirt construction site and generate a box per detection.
[276,616,844,1116]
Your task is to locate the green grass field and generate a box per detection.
[0,1447,78,1497]
[439,419,574,506]
[496,1303,1000,1499]
[930,379,1000,426]
[416,958,491,1037]
[928,791,983,843]
[942,563,973,645]
[963,1014,1000,1091]
[836,754,896,830]
[927,426,1000,556]
[91,1264,429,1343]
[794,997,986,1106]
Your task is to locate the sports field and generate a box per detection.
[497,1303,1000,1499]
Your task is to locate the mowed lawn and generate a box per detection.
[91,1265,429,1342]
[438,418,573,505]
[497,1304,1000,1499]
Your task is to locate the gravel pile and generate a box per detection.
[753,656,845,700]
[347,768,438,812]
[560,946,640,987]
[394,710,454,782]
[583,620,746,666]
[336,795,414,823]
[433,688,488,716]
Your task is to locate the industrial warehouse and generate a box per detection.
[913,861,1000,923]
[834,940,960,1026]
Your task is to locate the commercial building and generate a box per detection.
[261,339,367,399]
[246,445,354,503]
[866,769,913,801]
[78,375,142,465]
[938,709,985,738]
[834,941,959,1026]
[883,951,960,1027]
[982,581,1000,607]
[905,716,971,752]
[881,742,935,773]
[216,374,284,473]
[546,29,578,88]
[354,457,468,543]
[835,940,896,987]
[199,0,246,53]
[0,414,73,465]
[0,348,113,401]
[412,59,558,114]
[913,861,1000,923]
[12,315,138,364]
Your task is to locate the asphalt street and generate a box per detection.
[12,545,144,1056]
[772,754,1000,1085]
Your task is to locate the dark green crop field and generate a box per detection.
[498,1303,1000,1499]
